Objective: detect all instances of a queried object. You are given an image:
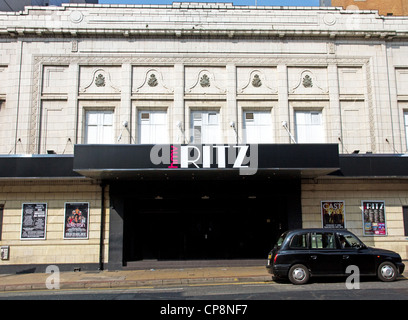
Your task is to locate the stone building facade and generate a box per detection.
[0,3,408,273]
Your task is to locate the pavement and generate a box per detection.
[0,264,407,292]
[0,265,272,292]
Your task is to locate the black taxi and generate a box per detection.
[266,228,405,285]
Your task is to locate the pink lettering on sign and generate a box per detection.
[168,145,179,168]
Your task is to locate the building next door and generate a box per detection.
[121,179,298,263]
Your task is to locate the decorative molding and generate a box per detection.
[28,54,370,153]
[132,68,173,94]
[133,68,173,94]
[69,11,84,24]
[79,68,121,94]
[323,13,336,26]
[186,69,226,94]
[200,74,211,88]
[365,61,376,153]
[290,69,328,94]
[238,69,277,94]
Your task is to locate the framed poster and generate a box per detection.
[362,201,387,236]
[64,202,89,239]
[321,201,346,229]
[21,203,47,240]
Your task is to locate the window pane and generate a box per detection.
[243,111,273,143]
[208,112,218,125]
[310,112,321,125]
[103,112,113,126]
[290,233,308,249]
[138,110,168,144]
[86,112,99,126]
[85,111,114,144]
[311,232,336,249]
[337,231,363,248]
[295,111,324,143]
[190,111,220,144]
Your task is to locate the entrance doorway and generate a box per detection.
[122,179,293,263]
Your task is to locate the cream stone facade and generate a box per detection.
[0,179,109,270]
[302,179,408,258]
[0,3,408,272]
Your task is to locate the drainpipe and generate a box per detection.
[99,182,106,271]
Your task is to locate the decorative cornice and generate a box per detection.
[0,27,404,40]
[0,4,407,40]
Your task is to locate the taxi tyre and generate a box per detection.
[377,261,398,282]
[288,264,310,285]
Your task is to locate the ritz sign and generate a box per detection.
[150,144,258,175]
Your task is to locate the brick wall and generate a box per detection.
[331,0,408,16]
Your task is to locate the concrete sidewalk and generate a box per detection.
[0,266,272,292]
[0,265,407,292]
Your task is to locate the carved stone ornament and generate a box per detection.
[134,68,173,93]
[302,75,313,88]
[148,74,158,87]
[238,69,276,94]
[200,74,211,87]
[252,74,262,87]
[79,68,121,94]
[95,74,106,87]
[289,70,328,94]
[187,69,225,94]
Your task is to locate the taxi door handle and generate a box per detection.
[311,255,317,260]
[343,255,350,260]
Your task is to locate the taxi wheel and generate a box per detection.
[377,261,397,282]
[288,264,310,285]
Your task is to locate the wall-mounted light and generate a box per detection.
[281,121,297,144]
[117,120,129,142]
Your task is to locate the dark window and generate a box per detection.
[289,233,308,249]
[0,205,3,240]
[311,232,336,249]
[403,207,408,237]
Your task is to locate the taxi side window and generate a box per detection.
[311,232,336,249]
[289,233,308,249]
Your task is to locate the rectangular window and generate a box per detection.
[404,112,408,151]
[190,111,220,144]
[295,110,324,143]
[243,110,273,143]
[289,233,308,249]
[85,110,114,144]
[311,232,336,249]
[403,206,408,237]
[0,205,3,241]
[138,110,168,144]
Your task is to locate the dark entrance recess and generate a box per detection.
[117,178,299,264]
